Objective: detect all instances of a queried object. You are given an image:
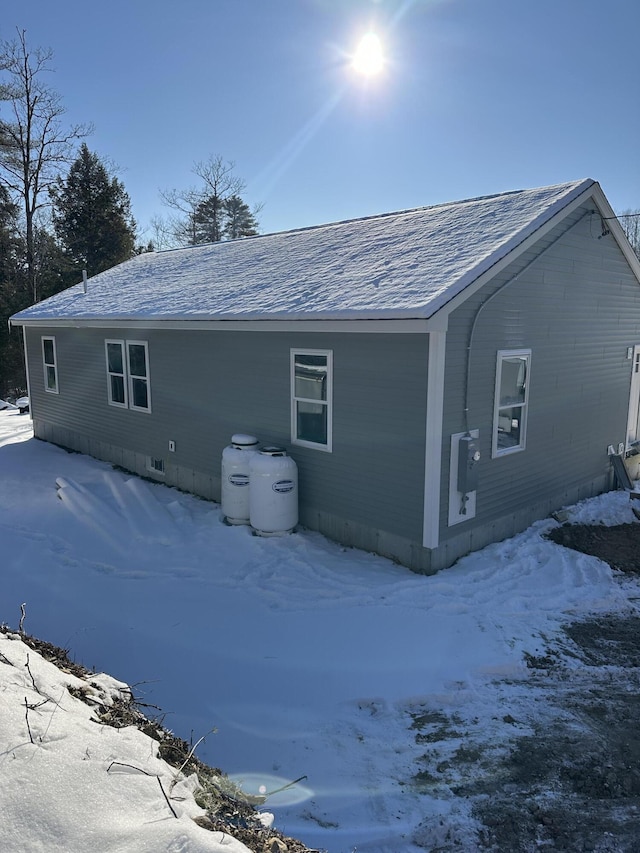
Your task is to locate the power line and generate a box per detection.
[604,212,640,220]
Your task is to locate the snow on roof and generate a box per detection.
[12,179,595,324]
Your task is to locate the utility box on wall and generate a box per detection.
[457,434,481,495]
[449,430,480,526]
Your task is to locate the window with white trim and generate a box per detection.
[105,339,151,413]
[291,349,332,451]
[127,341,151,411]
[106,340,127,407]
[42,336,58,393]
[492,349,530,457]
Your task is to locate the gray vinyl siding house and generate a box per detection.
[11,179,640,573]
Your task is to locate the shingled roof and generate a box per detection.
[12,179,596,325]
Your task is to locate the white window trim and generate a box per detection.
[492,348,531,458]
[42,336,59,394]
[290,348,333,452]
[105,340,128,408]
[126,340,152,413]
[105,339,151,413]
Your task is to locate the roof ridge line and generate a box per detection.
[153,179,592,254]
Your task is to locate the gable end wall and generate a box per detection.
[433,204,640,568]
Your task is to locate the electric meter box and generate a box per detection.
[457,434,480,495]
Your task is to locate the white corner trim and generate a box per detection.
[22,328,32,415]
[423,330,446,549]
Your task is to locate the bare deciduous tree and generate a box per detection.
[618,209,640,259]
[0,29,91,302]
[160,155,260,247]
[158,185,204,247]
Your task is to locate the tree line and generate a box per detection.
[0,30,260,399]
[2,30,640,402]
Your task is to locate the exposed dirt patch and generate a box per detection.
[564,615,640,668]
[408,522,640,852]
[409,615,640,852]
[472,614,640,852]
[547,522,640,574]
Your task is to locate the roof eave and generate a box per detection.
[10,314,444,334]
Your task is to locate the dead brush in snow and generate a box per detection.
[0,624,318,852]
[11,628,89,679]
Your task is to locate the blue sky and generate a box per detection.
[2,0,639,240]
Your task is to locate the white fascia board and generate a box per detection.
[10,317,439,334]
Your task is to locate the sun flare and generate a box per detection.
[351,32,385,76]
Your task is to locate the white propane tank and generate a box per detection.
[221,434,259,524]
[249,446,298,536]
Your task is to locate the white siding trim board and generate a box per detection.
[22,329,32,412]
[422,330,446,549]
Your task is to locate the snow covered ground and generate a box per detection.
[0,629,255,853]
[1,407,639,852]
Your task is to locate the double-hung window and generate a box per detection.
[106,341,127,407]
[492,349,531,457]
[105,340,151,413]
[127,342,151,411]
[42,336,58,393]
[291,349,332,451]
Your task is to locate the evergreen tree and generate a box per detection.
[0,184,19,285]
[0,205,77,398]
[189,192,259,244]
[51,143,136,276]
[0,183,27,398]
[33,225,75,301]
[223,195,259,239]
[192,193,225,244]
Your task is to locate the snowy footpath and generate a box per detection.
[1,407,639,851]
